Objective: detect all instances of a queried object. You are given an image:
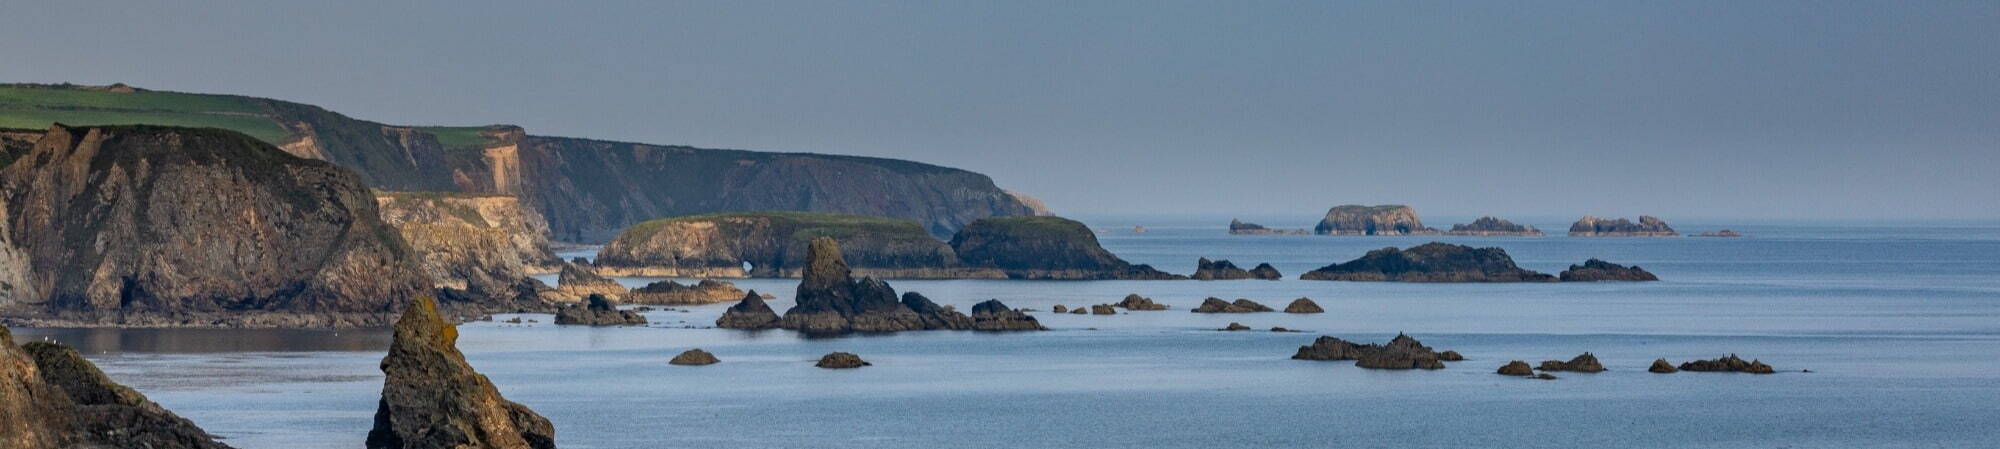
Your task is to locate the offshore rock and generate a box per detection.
[951,217,1185,280]
[1538,353,1606,372]
[1192,258,1282,280]
[1438,350,1465,361]
[1299,242,1556,282]
[627,279,748,305]
[1069,307,1086,315]
[376,192,562,298]
[1051,305,1068,313]
[1559,259,1660,282]
[368,296,555,449]
[553,294,646,326]
[1694,229,1744,238]
[1090,304,1118,315]
[1650,359,1679,373]
[1497,360,1534,376]
[1283,298,1323,314]
[669,349,719,366]
[776,238,926,334]
[1292,333,1455,370]
[1569,216,1678,237]
[1222,322,1251,331]
[1313,205,1438,236]
[1115,294,1170,311]
[1445,216,1544,237]
[816,352,870,369]
[968,299,1046,331]
[1190,298,1273,313]
[1679,354,1775,374]
[715,290,780,329]
[554,263,627,300]
[900,292,973,330]
[1227,219,1306,235]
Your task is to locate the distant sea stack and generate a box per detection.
[0,125,430,328]
[1228,219,1306,235]
[1445,216,1544,237]
[1299,242,1556,282]
[950,217,1184,280]
[1569,216,1678,237]
[593,211,991,279]
[368,297,555,449]
[1314,205,1439,236]
[375,192,563,297]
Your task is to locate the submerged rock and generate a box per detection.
[1314,205,1438,236]
[669,349,720,366]
[969,299,1045,331]
[716,290,780,329]
[1283,298,1323,314]
[1115,294,1170,311]
[627,279,748,305]
[368,296,555,449]
[1192,258,1282,280]
[1445,216,1544,237]
[1299,242,1556,282]
[1679,354,1774,374]
[1191,298,1274,313]
[1559,259,1660,282]
[554,294,647,326]
[1569,216,1678,237]
[1650,358,1679,373]
[816,352,870,369]
[1538,353,1606,372]
[1497,360,1534,376]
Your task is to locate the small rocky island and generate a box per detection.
[1694,229,1744,238]
[1679,354,1775,374]
[626,279,753,305]
[1558,259,1660,282]
[1227,218,1306,235]
[1292,333,1461,370]
[1445,216,1544,237]
[1191,257,1282,280]
[771,237,1046,335]
[1299,242,1556,282]
[554,294,647,326]
[1569,216,1679,237]
[1314,205,1439,236]
[369,296,555,449]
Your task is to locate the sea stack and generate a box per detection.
[776,237,927,334]
[368,296,555,449]
[968,299,1046,331]
[1299,242,1555,282]
[1569,216,1678,237]
[553,294,647,326]
[1445,216,1544,237]
[716,290,780,329]
[1314,205,1438,236]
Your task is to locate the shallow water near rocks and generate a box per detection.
[13,217,2000,448]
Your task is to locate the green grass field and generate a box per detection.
[412,126,496,149]
[0,85,290,142]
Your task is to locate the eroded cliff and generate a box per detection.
[375,192,562,297]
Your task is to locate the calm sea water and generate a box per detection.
[13,217,2000,448]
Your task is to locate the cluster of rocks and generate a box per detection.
[1676,354,1775,374]
[1558,259,1659,282]
[1115,294,1170,310]
[1569,216,1679,237]
[1445,216,1544,237]
[1495,353,1778,378]
[1538,353,1606,372]
[1495,360,1557,379]
[0,324,235,449]
[724,238,1044,335]
[1191,257,1283,280]
[553,294,647,326]
[1191,298,1274,313]
[1314,205,1439,235]
[625,279,755,305]
[1300,242,1556,282]
[1227,219,1307,235]
[1292,334,1463,370]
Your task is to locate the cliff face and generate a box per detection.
[375,192,562,296]
[0,125,431,327]
[949,217,1183,280]
[1299,242,1556,282]
[1569,216,1678,237]
[1314,205,1439,235]
[594,211,986,278]
[1446,216,1544,237]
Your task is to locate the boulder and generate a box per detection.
[816,352,870,369]
[1538,353,1606,372]
[1649,358,1679,373]
[1533,373,1559,380]
[1559,259,1660,282]
[1191,297,1274,313]
[1192,258,1281,280]
[1314,205,1438,235]
[1497,360,1534,376]
[949,216,1185,280]
[669,349,719,366]
[1678,354,1775,374]
[1569,216,1678,237]
[368,296,555,449]
[1292,333,1455,370]
[554,294,647,326]
[626,279,749,305]
[1445,216,1544,237]
[1115,294,1169,311]
[555,263,627,300]
[968,299,1045,331]
[1283,298,1323,314]
[1222,322,1251,331]
[715,290,780,329]
[1090,304,1118,315]
[1299,242,1556,282]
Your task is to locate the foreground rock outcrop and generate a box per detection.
[951,217,1184,280]
[1569,216,1678,237]
[626,279,749,305]
[1191,298,1273,313]
[1445,216,1544,237]
[1678,354,1775,374]
[0,125,430,328]
[1538,353,1606,372]
[0,324,234,449]
[1558,259,1660,282]
[1191,258,1282,280]
[1299,242,1556,282]
[595,212,983,278]
[376,192,563,297]
[1283,298,1323,314]
[1314,205,1438,236]
[715,290,779,329]
[368,296,555,449]
[1227,219,1306,235]
[553,294,646,326]
[1292,334,1457,370]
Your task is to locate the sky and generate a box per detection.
[2,1,1995,220]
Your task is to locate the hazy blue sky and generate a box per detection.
[4,1,1995,220]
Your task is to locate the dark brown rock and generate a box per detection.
[1051,305,1068,313]
[1192,258,1282,280]
[1283,298,1323,314]
[627,279,748,305]
[902,292,974,330]
[1069,307,1086,315]
[1090,304,1118,315]
[669,349,719,366]
[776,238,925,334]
[950,217,1185,280]
[0,323,80,449]
[1115,294,1169,311]
[1299,242,1556,282]
[1497,360,1534,376]
[816,352,870,369]
[1292,333,1454,370]
[1314,205,1438,236]
[968,299,1045,331]
[553,294,646,326]
[1445,216,1544,237]
[1438,350,1464,361]
[21,342,234,449]
[1222,322,1251,331]
[1569,216,1678,237]
[1650,358,1679,373]
[1679,354,1775,374]
[1190,297,1273,313]
[1538,353,1606,372]
[715,290,780,329]
[368,296,554,449]
[1559,259,1660,282]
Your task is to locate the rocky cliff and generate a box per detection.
[1445,216,1544,236]
[1569,216,1678,237]
[0,125,431,327]
[949,217,1183,280]
[594,211,990,278]
[375,192,562,297]
[1299,242,1556,282]
[369,297,555,449]
[0,325,231,449]
[1314,205,1438,235]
